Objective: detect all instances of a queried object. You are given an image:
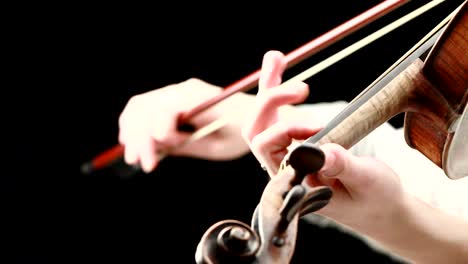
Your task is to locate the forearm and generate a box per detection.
[368,193,468,263]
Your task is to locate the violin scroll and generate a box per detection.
[195,220,260,264]
[196,143,332,263]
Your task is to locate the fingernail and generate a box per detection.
[320,152,336,177]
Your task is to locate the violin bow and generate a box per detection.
[82,0,438,176]
[305,0,459,146]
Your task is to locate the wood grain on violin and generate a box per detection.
[195,2,468,264]
[307,1,467,179]
[407,2,467,178]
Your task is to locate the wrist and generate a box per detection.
[367,192,468,263]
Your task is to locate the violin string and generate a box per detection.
[349,2,460,106]
[304,1,460,145]
[158,0,448,159]
[281,0,447,86]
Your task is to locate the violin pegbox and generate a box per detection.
[288,143,325,183]
[282,142,333,216]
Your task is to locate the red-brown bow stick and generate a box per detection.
[81,0,409,175]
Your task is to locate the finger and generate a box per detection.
[123,143,139,166]
[242,81,309,143]
[118,107,132,146]
[250,120,321,176]
[308,143,377,194]
[253,50,289,132]
[257,81,309,119]
[121,119,158,172]
[138,129,192,173]
[145,105,179,143]
[247,51,288,138]
[118,99,145,165]
[137,136,158,173]
[257,50,308,122]
[258,50,288,93]
[167,135,226,160]
[119,122,142,166]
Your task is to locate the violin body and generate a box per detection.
[405,3,467,179]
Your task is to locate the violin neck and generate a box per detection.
[317,59,438,149]
[316,55,464,173]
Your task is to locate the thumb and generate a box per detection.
[312,143,372,193]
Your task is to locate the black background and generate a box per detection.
[7,0,464,263]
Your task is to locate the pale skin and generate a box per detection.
[117,51,468,263]
[242,50,468,263]
[118,78,254,172]
[118,77,304,172]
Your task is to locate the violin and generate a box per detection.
[195,1,467,263]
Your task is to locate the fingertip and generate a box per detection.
[285,81,310,105]
[262,51,288,76]
[260,50,288,89]
[263,81,309,109]
[320,151,337,177]
[297,81,310,99]
[141,159,156,173]
[140,137,162,173]
[124,147,139,165]
[139,150,159,173]
[288,81,310,100]
[264,50,285,61]
[319,144,346,178]
[118,131,126,145]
